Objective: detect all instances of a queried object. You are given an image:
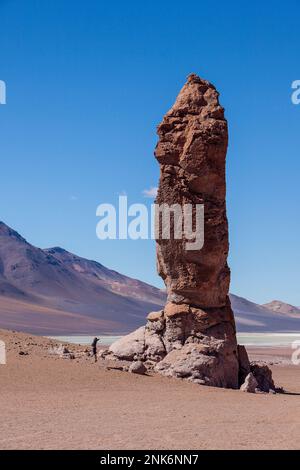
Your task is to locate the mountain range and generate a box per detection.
[0,221,300,335]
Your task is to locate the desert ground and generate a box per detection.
[0,328,299,450]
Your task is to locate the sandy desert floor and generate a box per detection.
[0,328,299,450]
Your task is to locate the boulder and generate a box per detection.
[250,362,275,393]
[129,361,147,375]
[108,327,145,360]
[240,373,258,393]
[155,341,239,388]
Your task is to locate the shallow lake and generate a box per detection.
[49,332,300,347]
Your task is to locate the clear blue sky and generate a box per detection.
[1,0,300,305]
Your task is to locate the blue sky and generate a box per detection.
[0,0,300,305]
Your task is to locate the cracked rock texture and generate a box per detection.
[155,73,230,308]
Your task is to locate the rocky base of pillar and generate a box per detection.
[105,303,276,392]
[106,303,242,389]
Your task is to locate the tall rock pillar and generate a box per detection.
[109,74,241,389]
[152,74,239,388]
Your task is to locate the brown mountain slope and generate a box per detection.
[0,221,165,334]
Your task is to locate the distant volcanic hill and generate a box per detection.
[262,300,300,316]
[0,221,300,335]
[0,221,165,334]
[230,294,300,333]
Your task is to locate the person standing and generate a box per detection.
[91,337,100,362]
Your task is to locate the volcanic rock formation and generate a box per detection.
[108,74,274,391]
[155,73,230,308]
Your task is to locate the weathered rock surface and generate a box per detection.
[240,373,258,393]
[155,73,230,308]
[238,362,275,393]
[109,327,145,361]
[250,362,275,393]
[129,360,147,375]
[237,344,251,386]
[155,341,239,388]
[108,74,276,392]
[108,303,239,388]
